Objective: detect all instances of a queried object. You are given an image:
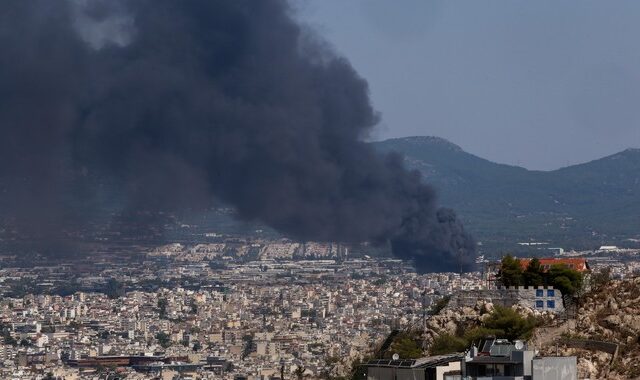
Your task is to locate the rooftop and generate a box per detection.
[519,258,589,272]
[367,353,463,369]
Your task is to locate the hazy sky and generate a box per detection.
[294,0,640,170]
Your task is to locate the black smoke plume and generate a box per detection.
[0,0,475,272]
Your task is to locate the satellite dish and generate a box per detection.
[514,340,524,350]
[392,353,400,360]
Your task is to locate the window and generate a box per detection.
[536,289,543,297]
[536,300,544,308]
[547,300,555,309]
[547,289,555,297]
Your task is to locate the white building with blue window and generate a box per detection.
[450,286,565,314]
[530,287,562,312]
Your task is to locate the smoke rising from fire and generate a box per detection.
[0,0,475,272]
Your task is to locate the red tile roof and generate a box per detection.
[519,258,589,272]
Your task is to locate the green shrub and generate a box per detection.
[497,255,524,287]
[483,306,537,341]
[386,333,423,359]
[430,333,467,355]
[429,306,538,355]
[463,327,503,346]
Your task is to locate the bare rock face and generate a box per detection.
[607,297,618,312]
[424,299,548,347]
[601,314,622,329]
[578,357,597,379]
[539,279,640,379]
[461,306,475,316]
[424,302,485,345]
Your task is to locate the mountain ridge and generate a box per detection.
[379,136,640,172]
[372,136,640,253]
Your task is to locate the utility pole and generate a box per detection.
[422,290,428,350]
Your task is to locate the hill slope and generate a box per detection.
[538,277,640,379]
[373,137,640,253]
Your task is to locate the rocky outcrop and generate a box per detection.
[538,278,640,379]
[423,300,490,345]
[424,299,556,347]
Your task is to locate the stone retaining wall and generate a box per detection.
[450,286,565,313]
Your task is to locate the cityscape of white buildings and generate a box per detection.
[0,240,638,379]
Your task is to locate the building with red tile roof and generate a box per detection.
[519,258,589,272]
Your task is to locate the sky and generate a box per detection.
[294,0,640,170]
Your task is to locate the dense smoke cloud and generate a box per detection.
[0,0,475,272]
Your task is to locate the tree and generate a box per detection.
[497,255,524,287]
[463,327,503,346]
[192,341,202,352]
[523,258,544,287]
[157,298,168,319]
[498,256,584,298]
[430,333,467,355]
[482,306,537,341]
[387,333,422,359]
[547,264,583,297]
[242,334,254,360]
[156,332,171,348]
